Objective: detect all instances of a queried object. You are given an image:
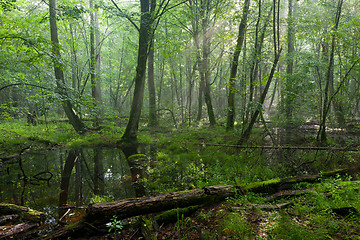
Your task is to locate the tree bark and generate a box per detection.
[49,0,86,133]
[284,0,295,121]
[239,49,282,145]
[148,39,158,127]
[85,185,234,226]
[318,0,344,143]
[226,0,250,130]
[90,0,102,127]
[147,0,158,128]
[44,168,354,239]
[122,0,153,144]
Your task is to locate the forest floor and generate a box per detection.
[73,178,360,240]
[1,119,360,239]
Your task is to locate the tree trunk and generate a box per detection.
[148,39,158,127]
[90,0,102,127]
[70,23,78,91]
[122,0,153,144]
[284,0,295,122]
[202,41,216,126]
[318,0,344,143]
[59,149,78,221]
[49,0,86,133]
[226,0,250,130]
[147,0,158,128]
[196,74,204,122]
[239,50,282,145]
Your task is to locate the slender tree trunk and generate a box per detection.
[147,0,158,128]
[122,0,153,144]
[202,33,216,126]
[196,72,204,122]
[49,0,86,133]
[90,0,102,127]
[239,50,282,145]
[226,0,250,130]
[70,24,77,91]
[239,0,282,144]
[284,0,295,122]
[148,38,158,127]
[318,0,343,143]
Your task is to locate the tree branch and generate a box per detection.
[109,0,140,32]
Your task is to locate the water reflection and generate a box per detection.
[0,147,138,223]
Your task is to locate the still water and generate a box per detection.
[0,148,136,223]
[1,140,358,224]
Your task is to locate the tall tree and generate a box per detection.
[226,0,250,130]
[238,0,282,144]
[283,0,295,122]
[147,0,158,128]
[121,0,154,144]
[49,0,86,133]
[90,0,103,127]
[317,0,343,143]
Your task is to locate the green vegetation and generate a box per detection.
[0,120,124,153]
[1,120,359,239]
[1,0,360,238]
[108,215,123,233]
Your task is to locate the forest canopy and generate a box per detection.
[0,0,359,142]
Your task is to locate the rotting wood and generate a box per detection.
[0,204,45,223]
[0,222,39,239]
[84,169,350,225]
[44,168,356,239]
[231,202,294,211]
[0,214,20,225]
[239,169,351,194]
[265,188,315,202]
[85,185,235,226]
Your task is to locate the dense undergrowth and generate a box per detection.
[1,119,360,239]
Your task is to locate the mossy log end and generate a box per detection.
[0,203,45,223]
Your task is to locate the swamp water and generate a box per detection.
[0,141,358,225]
[0,148,137,223]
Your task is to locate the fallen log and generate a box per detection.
[239,168,350,194]
[86,169,351,226]
[265,188,315,202]
[0,222,39,239]
[0,204,45,223]
[45,168,354,239]
[85,185,234,226]
[0,214,20,225]
[231,202,294,211]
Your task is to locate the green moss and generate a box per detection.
[128,154,147,161]
[155,206,199,224]
[239,179,280,192]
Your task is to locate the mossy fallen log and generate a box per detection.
[0,203,45,223]
[45,168,354,239]
[0,222,39,239]
[238,168,349,194]
[231,202,294,211]
[85,169,350,225]
[85,185,234,226]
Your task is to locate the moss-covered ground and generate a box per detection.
[1,120,359,239]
